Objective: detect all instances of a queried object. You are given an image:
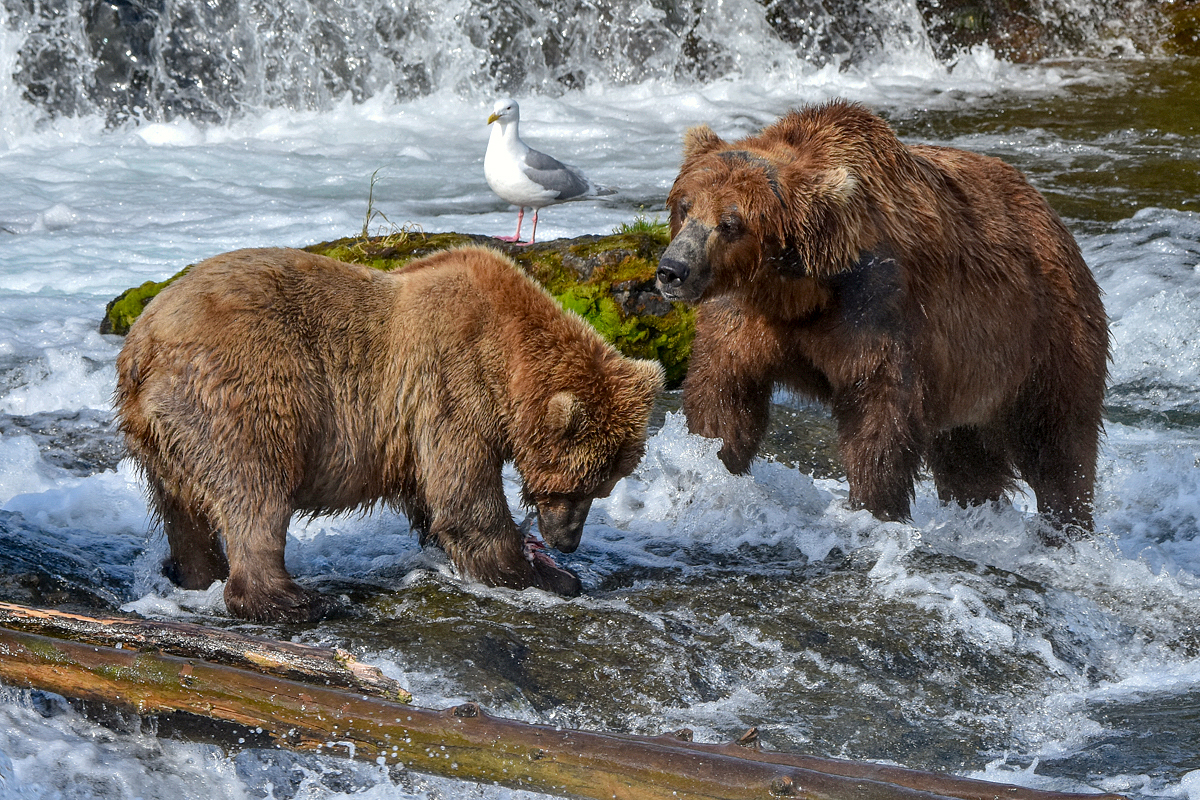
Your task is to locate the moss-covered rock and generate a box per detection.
[99,269,190,336]
[100,227,695,386]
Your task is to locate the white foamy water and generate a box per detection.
[0,20,1198,800]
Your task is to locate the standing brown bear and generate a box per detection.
[656,100,1108,536]
[116,246,664,622]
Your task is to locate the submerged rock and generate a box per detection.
[100,227,695,386]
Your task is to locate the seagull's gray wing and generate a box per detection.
[522,148,591,200]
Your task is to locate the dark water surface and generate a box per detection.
[890,58,1200,226]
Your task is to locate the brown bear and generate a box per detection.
[656,99,1108,536]
[116,246,664,622]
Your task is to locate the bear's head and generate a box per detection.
[657,104,877,306]
[515,354,664,554]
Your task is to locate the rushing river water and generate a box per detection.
[0,0,1198,797]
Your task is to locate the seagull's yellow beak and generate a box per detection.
[487,112,501,125]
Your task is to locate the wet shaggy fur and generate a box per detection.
[656,100,1108,535]
[116,247,664,622]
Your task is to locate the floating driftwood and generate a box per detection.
[0,603,1125,800]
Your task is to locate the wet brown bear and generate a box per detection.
[116,246,664,622]
[656,100,1108,535]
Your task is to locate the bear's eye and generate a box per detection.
[676,199,692,218]
[717,213,744,238]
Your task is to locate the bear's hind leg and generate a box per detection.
[159,492,229,590]
[927,426,1016,510]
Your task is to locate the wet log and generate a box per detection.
[0,601,410,701]
[0,607,1125,800]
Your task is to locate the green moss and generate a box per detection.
[605,252,658,285]
[514,249,580,295]
[311,232,483,270]
[99,267,190,336]
[567,230,668,266]
[951,8,989,33]
[101,230,695,385]
[557,284,693,386]
[24,638,74,665]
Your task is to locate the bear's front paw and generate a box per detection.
[525,535,582,597]
[717,441,754,475]
[531,558,583,597]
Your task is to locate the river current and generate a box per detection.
[0,1,1198,798]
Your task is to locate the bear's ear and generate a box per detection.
[781,163,858,205]
[815,166,858,203]
[547,391,585,436]
[682,125,726,159]
[630,359,666,405]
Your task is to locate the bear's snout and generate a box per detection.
[656,258,690,293]
[657,220,712,301]
[535,496,593,553]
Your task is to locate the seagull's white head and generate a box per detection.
[487,98,519,126]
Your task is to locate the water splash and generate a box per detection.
[0,0,1164,126]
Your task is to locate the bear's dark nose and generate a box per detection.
[656,258,690,288]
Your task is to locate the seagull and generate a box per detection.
[485,98,614,244]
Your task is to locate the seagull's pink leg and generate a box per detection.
[509,209,542,247]
[528,208,542,245]
[495,208,525,243]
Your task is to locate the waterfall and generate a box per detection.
[1,0,1164,125]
